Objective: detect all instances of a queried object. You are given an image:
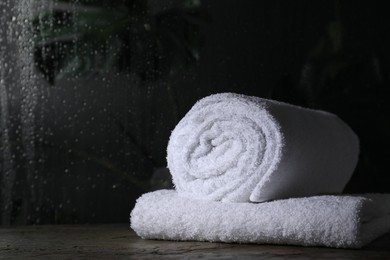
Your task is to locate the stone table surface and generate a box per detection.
[1,224,390,259]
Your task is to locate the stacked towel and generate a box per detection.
[131,190,390,248]
[167,93,359,202]
[130,93,390,248]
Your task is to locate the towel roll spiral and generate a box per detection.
[167,93,359,202]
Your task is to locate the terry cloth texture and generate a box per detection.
[167,93,359,202]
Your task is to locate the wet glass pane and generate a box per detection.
[1,0,389,225]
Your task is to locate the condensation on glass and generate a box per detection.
[0,0,201,225]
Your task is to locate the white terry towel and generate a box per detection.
[167,93,359,202]
[130,190,390,248]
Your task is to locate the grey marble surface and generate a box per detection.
[0,224,389,259]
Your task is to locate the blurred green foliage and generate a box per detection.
[33,0,203,84]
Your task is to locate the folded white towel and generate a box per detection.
[130,190,390,248]
[167,93,359,202]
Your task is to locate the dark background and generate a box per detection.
[0,0,389,225]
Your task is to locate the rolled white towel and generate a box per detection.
[130,190,390,248]
[167,93,359,202]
